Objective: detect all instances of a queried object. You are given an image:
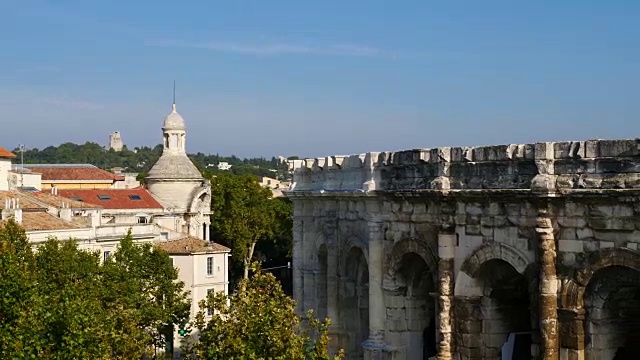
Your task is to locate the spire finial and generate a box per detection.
[172,80,176,112]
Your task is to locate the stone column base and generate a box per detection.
[362,338,394,360]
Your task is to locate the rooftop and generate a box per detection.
[57,188,163,209]
[156,236,230,255]
[0,191,45,210]
[23,164,125,181]
[0,212,84,231]
[0,147,16,158]
[28,191,102,209]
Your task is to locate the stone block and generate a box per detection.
[585,140,599,158]
[588,217,635,231]
[576,227,594,239]
[558,240,584,253]
[460,333,482,348]
[493,226,519,243]
[597,139,639,157]
[557,217,587,228]
[599,241,614,249]
[583,239,599,252]
[535,142,555,160]
[588,205,613,218]
[559,227,577,240]
[465,224,481,235]
[626,242,638,250]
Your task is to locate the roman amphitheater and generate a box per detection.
[286,139,640,360]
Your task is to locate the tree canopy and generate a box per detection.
[0,220,190,359]
[209,173,292,281]
[185,263,344,360]
[16,142,291,180]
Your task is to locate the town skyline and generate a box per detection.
[2,0,639,159]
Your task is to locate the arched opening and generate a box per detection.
[317,244,328,321]
[476,259,531,360]
[341,247,369,359]
[386,252,436,359]
[585,266,640,359]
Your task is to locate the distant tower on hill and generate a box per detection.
[108,131,123,151]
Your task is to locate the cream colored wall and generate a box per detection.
[0,159,11,191]
[146,180,202,211]
[9,172,42,190]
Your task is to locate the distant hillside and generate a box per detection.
[14,142,291,180]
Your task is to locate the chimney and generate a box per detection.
[2,197,22,224]
[60,202,72,222]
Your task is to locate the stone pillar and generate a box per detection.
[437,228,456,360]
[537,206,559,360]
[292,217,305,316]
[559,308,585,360]
[362,221,386,359]
[325,220,344,354]
[454,296,483,360]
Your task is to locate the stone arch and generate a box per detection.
[561,247,640,310]
[384,237,438,285]
[383,238,439,359]
[338,235,368,277]
[559,248,640,356]
[455,242,535,360]
[316,244,328,321]
[339,245,369,359]
[461,242,531,278]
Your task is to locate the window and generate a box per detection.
[97,195,111,200]
[103,251,111,262]
[160,232,169,240]
[69,196,83,201]
[129,194,142,200]
[207,289,214,315]
[137,217,148,224]
[206,257,214,276]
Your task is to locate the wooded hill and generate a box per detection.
[13,142,291,180]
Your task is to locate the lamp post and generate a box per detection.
[17,144,26,189]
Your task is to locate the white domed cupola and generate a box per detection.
[162,103,187,153]
[146,100,205,211]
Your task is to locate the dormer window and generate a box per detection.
[69,196,83,201]
[97,195,111,200]
[129,195,142,200]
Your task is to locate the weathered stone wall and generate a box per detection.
[287,138,640,360]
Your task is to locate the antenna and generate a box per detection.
[173,80,176,105]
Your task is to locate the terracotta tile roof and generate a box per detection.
[57,188,163,209]
[0,147,16,158]
[23,165,124,181]
[0,212,84,231]
[0,191,45,210]
[156,236,230,254]
[24,191,102,209]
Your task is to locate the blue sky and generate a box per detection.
[1,0,639,158]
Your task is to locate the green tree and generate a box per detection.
[101,232,191,358]
[0,223,191,359]
[186,263,343,360]
[0,219,44,359]
[34,239,110,359]
[209,173,283,279]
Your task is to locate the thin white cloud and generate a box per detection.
[146,39,381,57]
[40,97,105,111]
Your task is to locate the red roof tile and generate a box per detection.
[27,191,102,209]
[23,166,124,181]
[0,147,16,158]
[57,188,164,209]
